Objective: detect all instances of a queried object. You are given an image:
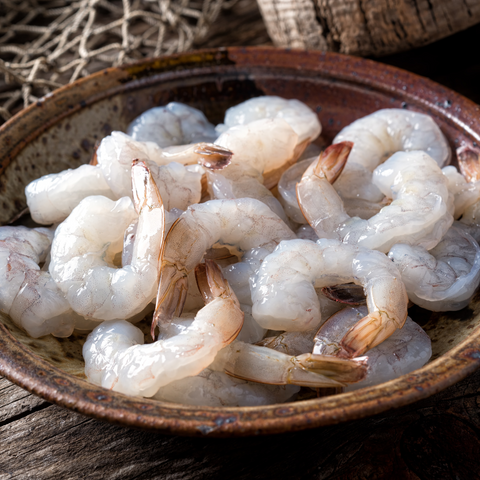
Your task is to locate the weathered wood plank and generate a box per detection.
[0,370,480,479]
[0,377,49,426]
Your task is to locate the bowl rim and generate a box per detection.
[1,46,480,437]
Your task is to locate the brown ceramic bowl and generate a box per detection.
[1,47,480,437]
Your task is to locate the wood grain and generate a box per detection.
[1,369,480,479]
[257,0,480,57]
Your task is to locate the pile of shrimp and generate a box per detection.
[7,95,479,407]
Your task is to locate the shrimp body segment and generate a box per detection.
[213,117,299,191]
[217,96,321,145]
[389,223,480,311]
[154,198,296,332]
[251,238,408,357]
[26,164,116,225]
[49,160,165,322]
[127,102,218,146]
[83,260,244,397]
[298,150,454,253]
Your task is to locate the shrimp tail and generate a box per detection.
[338,310,406,358]
[295,353,368,384]
[131,158,165,213]
[195,259,237,304]
[152,264,188,340]
[194,143,233,170]
[457,145,480,183]
[313,141,353,183]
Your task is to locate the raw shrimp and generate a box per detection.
[49,159,164,321]
[96,131,231,199]
[153,368,299,407]
[83,260,244,397]
[388,223,480,311]
[153,197,296,335]
[216,96,321,146]
[332,109,451,218]
[313,306,432,391]
[26,165,116,225]
[127,102,217,146]
[206,118,301,221]
[297,150,454,253]
[212,341,368,387]
[25,159,204,225]
[212,117,299,191]
[0,226,84,338]
[251,238,408,357]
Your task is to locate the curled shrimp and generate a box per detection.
[205,118,301,223]
[49,159,164,321]
[83,260,244,397]
[153,197,296,336]
[251,238,408,357]
[0,226,84,338]
[388,223,480,311]
[127,102,218,146]
[96,131,232,199]
[314,306,431,390]
[216,96,321,146]
[298,150,454,253]
[332,109,451,218]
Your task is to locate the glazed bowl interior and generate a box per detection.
[1,47,480,437]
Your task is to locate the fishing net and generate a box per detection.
[0,0,268,123]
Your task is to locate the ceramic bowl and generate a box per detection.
[1,47,480,437]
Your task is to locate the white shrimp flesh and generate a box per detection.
[388,223,480,311]
[251,238,408,357]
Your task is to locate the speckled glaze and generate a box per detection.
[1,47,480,437]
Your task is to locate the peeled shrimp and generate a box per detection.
[153,368,299,407]
[388,223,480,311]
[216,96,321,146]
[0,226,83,338]
[83,260,244,397]
[212,341,368,387]
[26,165,116,225]
[96,131,231,199]
[154,197,296,335]
[49,160,164,321]
[127,102,217,146]
[314,306,432,391]
[251,238,408,357]
[26,160,203,225]
[332,109,451,218]
[206,118,300,221]
[298,150,454,253]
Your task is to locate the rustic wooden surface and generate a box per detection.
[2,18,480,480]
[257,0,480,57]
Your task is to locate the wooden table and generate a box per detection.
[2,19,480,480]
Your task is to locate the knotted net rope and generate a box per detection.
[0,0,241,122]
